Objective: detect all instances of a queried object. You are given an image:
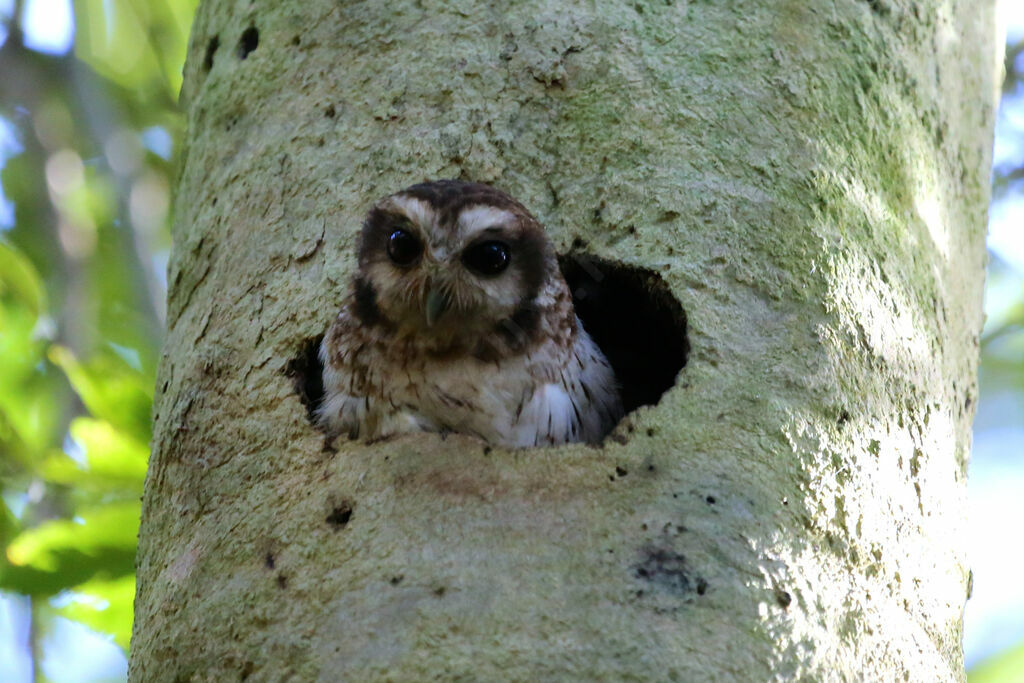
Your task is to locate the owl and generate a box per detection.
[318,180,623,448]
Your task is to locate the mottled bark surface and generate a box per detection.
[130,1,998,680]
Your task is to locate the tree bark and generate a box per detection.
[130,1,999,680]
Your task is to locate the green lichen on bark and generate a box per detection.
[131,1,997,680]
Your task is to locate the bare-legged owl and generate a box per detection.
[319,180,622,447]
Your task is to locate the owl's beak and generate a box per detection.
[424,288,451,327]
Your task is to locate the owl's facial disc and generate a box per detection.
[420,237,511,327]
[357,183,553,343]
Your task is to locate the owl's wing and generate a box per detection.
[317,315,367,439]
[316,386,367,440]
[516,320,623,446]
[571,330,624,442]
[318,310,444,442]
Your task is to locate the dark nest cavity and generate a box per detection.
[289,253,688,439]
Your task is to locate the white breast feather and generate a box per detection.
[319,316,622,447]
[511,382,574,447]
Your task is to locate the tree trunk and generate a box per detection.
[130,1,998,680]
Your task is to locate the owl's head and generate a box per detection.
[352,180,559,348]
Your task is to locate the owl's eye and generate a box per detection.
[386,229,422,266]
[462,241,510,276]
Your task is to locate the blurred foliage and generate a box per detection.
[994,36,1024,201]
[970,641,1024,683]
[0,0,195,667]
[982,35,1024,405]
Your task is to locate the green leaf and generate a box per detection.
[0,501,18,549]
[72,0,198,98]
[968,640,1024,683]
[5,501,139,573]
[0,241,46,316]
[57,575,136,651]
[0,548,137,597]
[40,417,149,490]
[0,257,62,457]
[0,499,138,596]
[48,346,152,444]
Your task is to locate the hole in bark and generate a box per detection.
[634,547,705,596]
[286,335,325,423]
[326,503,352,528]
[202,35,219,71]
[325,104,336,118]
[288,258,687,444]
[863,0,891,16]
[558,254,688,414]
[237,27,259,59]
